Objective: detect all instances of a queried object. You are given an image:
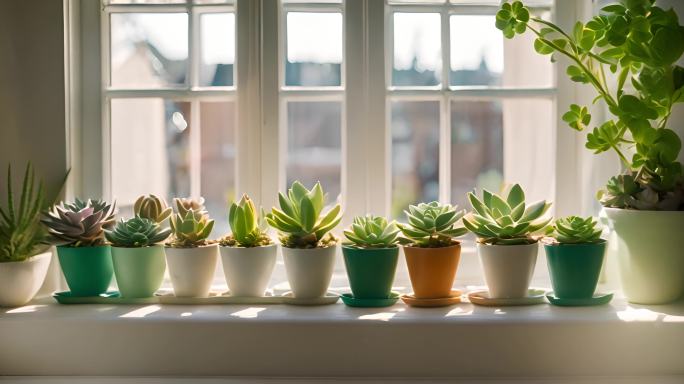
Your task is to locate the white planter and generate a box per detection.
[0,251,52,307]
[165,244,219,298]
[282,245,337,299]
[605,208,684,304]
[478,242,538,299]
[220,244,277,297]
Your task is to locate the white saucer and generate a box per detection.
[281,291,340,306]
[157,290,282,305]
[468,288,547,306]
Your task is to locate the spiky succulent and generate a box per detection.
[598,174,683,211]
[397,202,468,248]
[344,215,401,248]
[42,198,117,247]
[168,197,214,247]
[134,194,172,224]
[266,181,342,248]
[219,194,272,248]
[105,217,171,247]
[545,216,602,244]
[463,184,551,245]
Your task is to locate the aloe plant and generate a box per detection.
[105,217,171,247]
[344,215,401,248]
[42,198,117,247]
[546,216,603,244]
[220,194,272,247]
[168,197,214,247]
[397,202,468,248]
[134,194,172,224]
[463,184,552,245]
[266,181,342,248]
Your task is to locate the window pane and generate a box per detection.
[393,13,441,87]
[110,13,188,87]
[391,101,440,220]
[200,13,235,87]
[286,13,342,87]
[286,101,342,203]
[107,0,185,4]
[450,15,503,87]
[111,99,191,216]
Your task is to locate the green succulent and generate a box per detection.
[168,197,214,247]
[134,194,172,224]
[220,194,272,248]
[343,215,400,248]
[42,198,117,247]
[397,202,468,248]
[266,181,342,248]
[545,216,603,244]
[105,217,171,247]
[463,184,552,245]
[598,173,682,210]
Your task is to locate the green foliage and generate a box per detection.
[598,173,682,210]
[344,215,400,248]
[42,198,117,247]
[546,216,603,244]
[168,197,214,247]
[220,194,272,248]
[105,217,171,247]
[497,0,684,210]
[463,184,552,245]
[0,164,47,262]
[134,194,172,224]
[397,202,468,248]
[266,181,342,248]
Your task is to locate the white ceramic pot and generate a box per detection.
[220,244,277,297]
[282,245,337,299]
[605,208,684,304]
[0,251,52,307]
[478,242,538,299]
[165,244,219,298]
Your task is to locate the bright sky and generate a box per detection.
[287,12,343,63]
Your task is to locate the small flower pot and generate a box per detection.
[57,245,113,297]
[220,244,277,297]
[342,245,399,299]
[544,240,606,299]
[0,252,52,307]
[111,245,166,298]
[282,245,337,299]
[403,243,461,299]
[165,244,219,298]
[478,242,538,299]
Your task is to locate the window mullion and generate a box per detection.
[439,8,451,204]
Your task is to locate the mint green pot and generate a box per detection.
[342,245,399,299]
[544,240,606,299]
[57,245,113,297]
[112,245,167,298]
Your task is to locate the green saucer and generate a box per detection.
[53,290,159,305]
[546,292,613,307]
[340,292,400,307]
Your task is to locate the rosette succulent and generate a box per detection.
[397,202,468,248]
[463,184,552,245]
[42,198,117,247]
[105,217,171,247]
[134,194,172,224]
[168,197,214,247]
[266,181,342,248]
[344,215,401,248]
[219,194,272,247]
[545,216,602,244]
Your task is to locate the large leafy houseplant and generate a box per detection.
[496,0,684,210]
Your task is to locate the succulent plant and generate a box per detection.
[105,217,171,247]
[266,181,342,248]
[42,198,117,247]
[344,215,401,248]
[397,202,468,248]
[463,184,551,245]
[545,216,602,244]
[134,194,172,224]
[598,173,683,210]
[219,194,272,248]
[168,197,214,247]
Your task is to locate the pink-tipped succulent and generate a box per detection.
[42,198,117,247]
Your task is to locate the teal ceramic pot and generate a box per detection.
[112,245,166,298]
[342,245,399,299]
[544,240,606,299]
[57,245,113,297]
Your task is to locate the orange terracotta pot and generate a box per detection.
[403,243,461,299]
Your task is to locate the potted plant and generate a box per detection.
[496,0,684,304]
[0,164,52,307]
[397,202,468,301]
[134,194,173,224]
[105,211,171,298]
[341,215,401,305]
[266,181,342,299]
[165,197,218,298]
[218,194,275,297]
[463,184,551,299]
